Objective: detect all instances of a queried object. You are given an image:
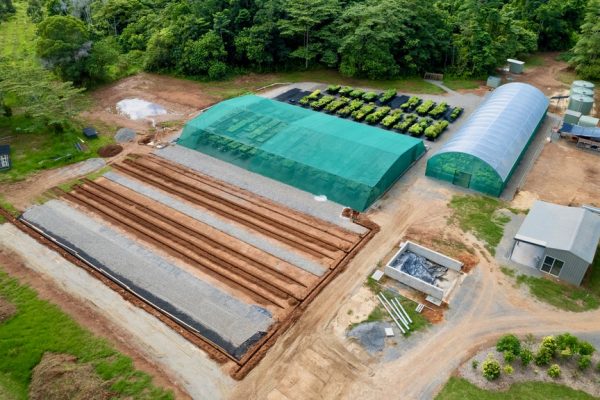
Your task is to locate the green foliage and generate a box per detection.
[401,96,421,111]
[180,31,228,79]
[327,84,341,93]
[364,106,390,124]
[349,89,365,98]
[482,355,501,381]
[394,113,417,131]
[449,107,463,121]
[515,275,600,312]
[541,336,558,355]
[310,95,334,110]
[379,88,396,104]
[362,91,377,101]
[436,377,597,400]
[503,364,514,375]
[408,117,431,137]
[351,103,375,121]
[0,268,172,399]
[448,195,510,255]
[496,334,522,356]
[429,102,448,118]
[472,360,479,370]
[416,99,435,115]
[547,364,561,379]
[503,351,516,364]
[578,355,592,371]
[424,120,448,139]
[520,348,533,366]
[578,341,595,356]
[569,0,600,79]
[535,347,554,366]
[381,109,403,128]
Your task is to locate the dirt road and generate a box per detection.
[230,175,600,400]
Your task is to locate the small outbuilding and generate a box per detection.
[510,201,600,286]
[83,127,98,139]
[0,145,11,171]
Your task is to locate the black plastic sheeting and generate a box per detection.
[22,218,265,361]
[274,88,309,104]
[389,250,448,285]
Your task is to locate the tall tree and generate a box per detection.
[278,0,339,69]
[570,0,600,79]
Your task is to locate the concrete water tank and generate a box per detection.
[568,94,594,115]
[570,86,594,97]
[572,80,595,90]
[564,110,582,125]
[579,115,599,128]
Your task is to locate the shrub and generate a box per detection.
[307,89,321,100]
[482,355,501,381]
[472,360,479,370]
[364,106,390,124]
[408,118,431,137]
[394,114,418,132]
[547,364,561,378]
[336,99,363,116]
[449,107,463,121]
[556,333,579,352]
[428,102,448,118]
[578,341,595,356]
[379,88,396,104]
[310,95,334,110]
[559,348,573,360]
[503,364,514,375]
[349,89,365,98]
[578,355,592,371]
[400,96,420,110]
[362,91,378,101]
[339,86,353,95]
[535,347,553,366]
[324,98,348,113]
[497,334,522,355]
[299,96,311,105]
[351,103,376,121]
[327,84,341,94]
[520,348,533,366]
[541,336,558,355]
[504,350,516,363]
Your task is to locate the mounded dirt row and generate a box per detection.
[84,178,319,292]
[145,154,362,243]
[118,158,354,259]
[63,189,290,309]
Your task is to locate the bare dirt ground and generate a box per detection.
[516,141,600,207]
[0,248,192,400]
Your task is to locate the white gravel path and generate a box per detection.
[0,223,233,400]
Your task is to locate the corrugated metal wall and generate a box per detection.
[543,248,589,286]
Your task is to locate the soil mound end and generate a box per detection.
[97,144,123,158]
[0,296,16,323]
[29,353,111,400]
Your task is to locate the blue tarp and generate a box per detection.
[560,122,600,139]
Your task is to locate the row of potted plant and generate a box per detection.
[428,102,448,118]
[400,96,421,111]
[449,107,463,121]
[407,118,433,136]
[381,109,404,128]
[424,120,449,140]
[352,103,377,121]
[365,106,391,124]
[336,98,364,116]
[416,99,435,115]
[310,95,335,110]
[328,85,398,104]
[298,89,321,105]
[393,113,418,131]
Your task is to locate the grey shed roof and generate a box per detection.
[435,82,549,181]
[515,201,600,263]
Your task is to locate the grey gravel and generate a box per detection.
[347,321,388,354]
[155,145,367,234]
[22,199,273,356]
[114,128,136,143]
[103,171,327,276]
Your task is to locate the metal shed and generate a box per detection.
[425,83,549,196]
[0,145,11,171]
[511,201,600,286]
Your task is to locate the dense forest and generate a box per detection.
[1,0,599,86]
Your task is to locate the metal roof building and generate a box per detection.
[426,83,549,196]
[510,201,600,286]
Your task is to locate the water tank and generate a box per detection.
[570,86,594,97]
[572,80,595,90]
[568,94,594,115]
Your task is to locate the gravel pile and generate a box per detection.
[114,128,136,143]
[22,200,273,359]
[347,322,387,354]
[155,145,367,234]
[104,171,326,276]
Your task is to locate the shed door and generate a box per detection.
[453,171,471,188]
[510,240,545,269]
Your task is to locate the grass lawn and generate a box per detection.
[500,250,600,312]
[523,54,546,69]
[435,377,597,400]
[443,78,483,91]
[0,268,172,399]
[448,195,511,255]
[0,1,37,68]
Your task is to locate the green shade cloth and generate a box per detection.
[179,95,426,211]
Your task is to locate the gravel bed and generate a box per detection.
[104,171,327,276]
[22,200,273,359]
[114,128,136,143]
[155,145,367,234]
[347,321,388,354]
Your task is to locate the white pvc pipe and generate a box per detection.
[383,294,410,330]
[377,294,406,334]
[394,298,413,324]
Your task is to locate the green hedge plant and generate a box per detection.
[482,355,501,381]
[379,88,396,104]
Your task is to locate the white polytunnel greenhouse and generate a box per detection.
[426,82,549,196]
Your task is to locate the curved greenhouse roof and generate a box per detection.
[426,83,548,196]
[178,95,426,211]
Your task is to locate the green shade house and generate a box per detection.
[178,95,426,211]
[426,83,548,196]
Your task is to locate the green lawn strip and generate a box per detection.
[0,115,114,183]
[435,377,597,400]
[448,195,511,255]
[523,54,546,69]
[0,268,173,399]
[442,78,483,90]
[0,1,37,68]
[584,247,600,298]
[516,274,599,312]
